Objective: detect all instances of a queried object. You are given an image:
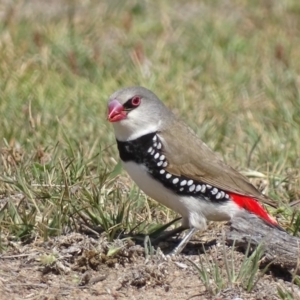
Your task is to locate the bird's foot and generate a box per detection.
[169,227,198,255]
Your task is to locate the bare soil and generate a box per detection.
[1,225,299,300]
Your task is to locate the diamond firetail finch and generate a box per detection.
[107,86,280,254]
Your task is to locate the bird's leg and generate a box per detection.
[152,225,186,244]
[170,227,198,255]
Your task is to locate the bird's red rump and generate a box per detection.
[228,192,278,226]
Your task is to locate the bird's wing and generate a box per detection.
[159,120,277,208]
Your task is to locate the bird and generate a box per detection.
[107,86,280,254]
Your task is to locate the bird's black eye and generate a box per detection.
[131,96,141,107]
[123,96,141,110]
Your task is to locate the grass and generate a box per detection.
[190,237,267,295]
[0,0,300,296]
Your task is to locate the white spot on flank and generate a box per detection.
[225,194,229,199]
[151,150,155,155]
[160,169,165,174]
[211,188,218,195]
[159,155,165,160]
[187,180,193,186]
[153,142,157,147]
[162,161,168,167]
[166,173,172,179]
[189,184,195,192]
[196,185,201,192]
[179,187,184,192]
[216,192,222,199]
[147,147,153,153]
[220,191,225,198]
[206,184,212,189]
[157,143,162,149]
[173,178,179,184]
[201,185,206,193]
[153,135,157,141]
[157,161,163,167]
[154,153,159,159]
[180,180,187,186]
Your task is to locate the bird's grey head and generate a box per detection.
[107,86,172,141]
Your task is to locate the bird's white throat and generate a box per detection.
[112,118,161,141]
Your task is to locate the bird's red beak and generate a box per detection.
[108,100,127,122]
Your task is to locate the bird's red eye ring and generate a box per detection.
[131,96,141,106]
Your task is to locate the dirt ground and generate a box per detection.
[1,225,299,300]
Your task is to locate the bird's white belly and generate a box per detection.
[123,161,240,230]
[123,161,188,216]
